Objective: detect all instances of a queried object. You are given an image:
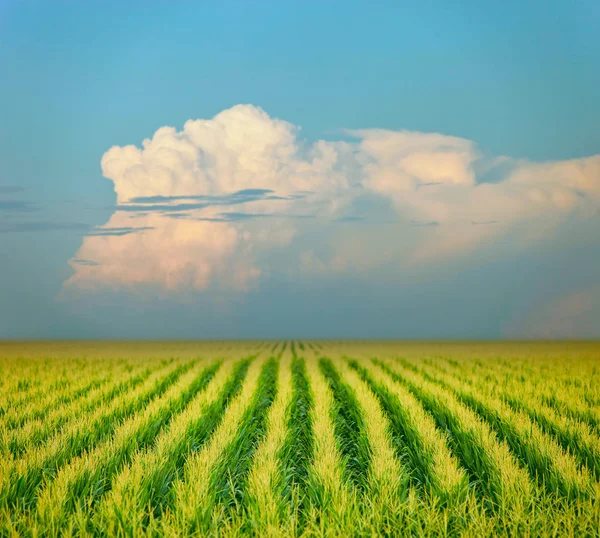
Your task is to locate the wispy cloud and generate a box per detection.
[0,221,89,233]
[471,220,499,226]
[410,220,439,227]
[71,258,100,266]
[86,226,154,237]
[115,189,309,214]
[334,216,364,222]
[193,212,314,222]
[195,212,275,222]
[0,185,26,194]
[115,202,211,213]
[126,188,276,204]
[0,199,37,212]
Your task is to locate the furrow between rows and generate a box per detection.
[347,358,468,504]
[318,357,371,492]
[375,358,533,514]
[244,351,293,536]
[429,358,600,482]
[160,355,268,536]
[0,359,193,512]
[2,362,159,458]
[96,354,255,537]
[278,354,314,527]
[406,359,596,500]
[29,359,221,535]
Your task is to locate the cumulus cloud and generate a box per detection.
[65,211,257,293]
[350,129,478,193]
[101,105,347,204]
[347,129,600,261]
[66,105,344,293]
[65,104,600,294]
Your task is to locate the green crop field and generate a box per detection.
[1,341,599,537]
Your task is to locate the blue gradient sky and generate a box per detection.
[1,0,599,338]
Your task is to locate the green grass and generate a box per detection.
[0,341,599,537]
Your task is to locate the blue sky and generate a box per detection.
[1,0,599,338]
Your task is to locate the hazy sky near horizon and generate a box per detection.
[1,0,599,339]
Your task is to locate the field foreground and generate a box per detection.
[1,341,599,537]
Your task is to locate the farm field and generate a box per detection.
[1,341,599,537]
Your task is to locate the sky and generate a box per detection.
[1,0,599,339]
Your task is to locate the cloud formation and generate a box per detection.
[0,221,89,233]
[0,185,26,194]
[101,105,347,203]
[66,212,257,292]
[511,286,600,339]
[0,199,36,213]
[65,104,600,294]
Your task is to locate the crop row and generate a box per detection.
[0,342,598,537]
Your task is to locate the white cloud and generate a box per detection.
[350,129,478,194]
[64,211,258,293]
[101,104,348,203]
[65,104,600,294]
